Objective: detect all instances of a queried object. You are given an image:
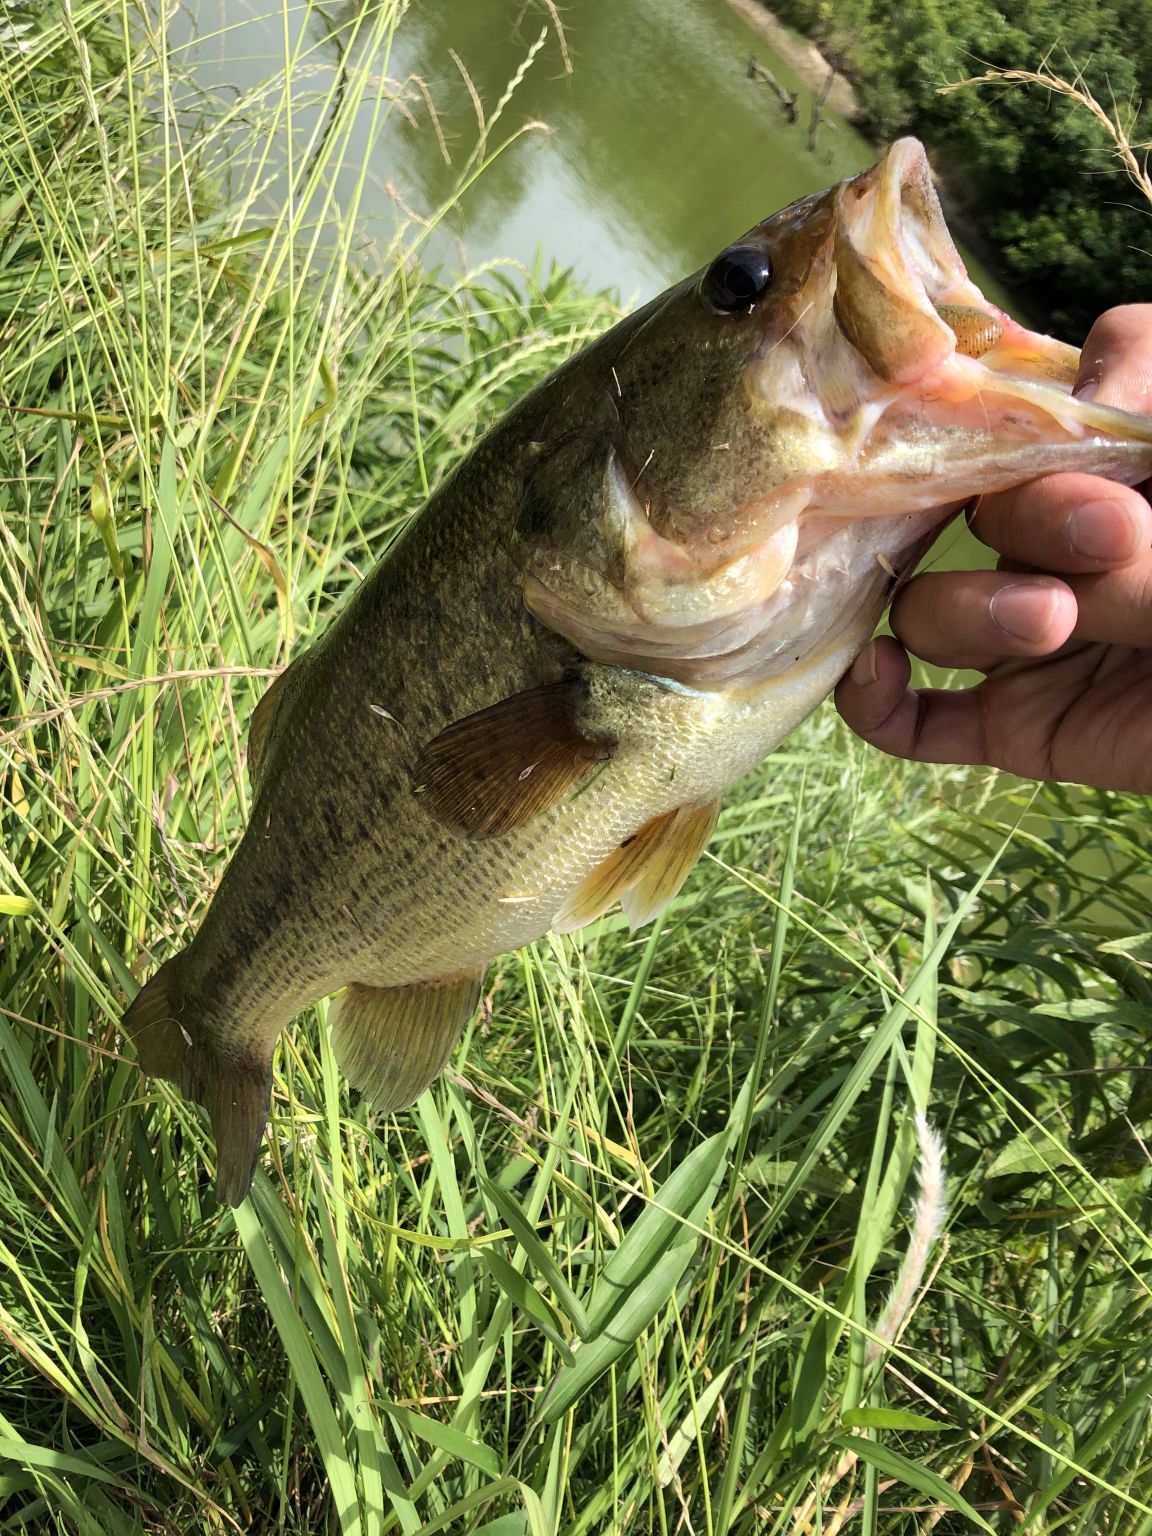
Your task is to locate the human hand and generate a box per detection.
[835,305,1152,792]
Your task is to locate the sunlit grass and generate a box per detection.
[2,3,1152,1532]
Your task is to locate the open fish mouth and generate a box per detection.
[834,137,1078,386]
[826,137,1152,498]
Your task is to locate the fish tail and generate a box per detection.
[122,953,272,1206]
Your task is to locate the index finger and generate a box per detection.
[969,473,1152,573]
[971,305,1152,566]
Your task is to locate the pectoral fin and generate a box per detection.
[414,679,614,840]
[553,797,721,934]
[328,967,486,1110]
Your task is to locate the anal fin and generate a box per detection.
[553,797,721,935]
[328,967,486,1111]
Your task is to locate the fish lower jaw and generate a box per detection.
[566,507,948,692]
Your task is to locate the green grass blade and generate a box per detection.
[834,1434,994,1533]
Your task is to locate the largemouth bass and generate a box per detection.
[124,140,1152,1204]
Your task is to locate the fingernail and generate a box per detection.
[1069,499,1138,560]
[989,582,1057,642]
[850,642,878,686]
[1073,378,1100,402]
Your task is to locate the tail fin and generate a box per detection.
[122,955,271,1206]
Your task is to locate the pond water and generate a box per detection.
[175,0,880,301]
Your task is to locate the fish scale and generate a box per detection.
[123,139,1152,1204]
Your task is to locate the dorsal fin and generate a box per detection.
[553,797,721,934]
[248,670,289,790]
[413,679,614,841]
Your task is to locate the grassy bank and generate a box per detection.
[3,4,1152,1533]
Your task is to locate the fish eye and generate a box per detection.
[700,244,773,314]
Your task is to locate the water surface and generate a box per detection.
[178,0,877,300]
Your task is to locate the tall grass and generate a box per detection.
[2,3,1152,1532]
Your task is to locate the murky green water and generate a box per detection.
[178,0,878,300]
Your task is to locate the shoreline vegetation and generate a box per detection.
[725,0,863,121]
[737,0,1152,335]
[3,3,1152,1532]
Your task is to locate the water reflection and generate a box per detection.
[392,0,876,296]
[176,0,876,299]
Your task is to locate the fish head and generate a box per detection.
[517,139,1152,688]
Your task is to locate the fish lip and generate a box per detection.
[836,141,1076,391]
[831,139,1077,385]
[831,138,986,379]
[866,139,976,306]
